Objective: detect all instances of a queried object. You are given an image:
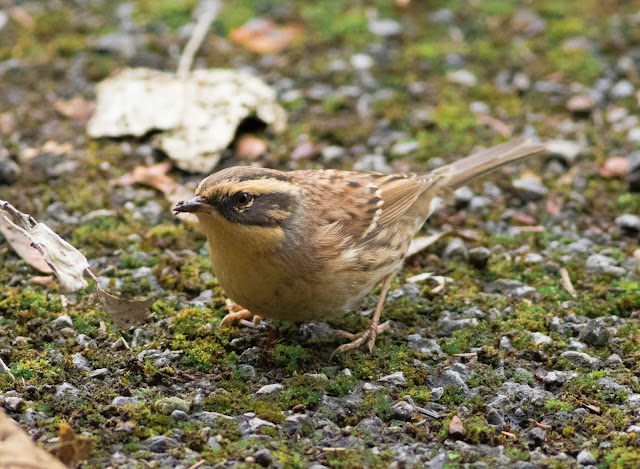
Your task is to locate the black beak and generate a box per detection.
[173,195,209,214]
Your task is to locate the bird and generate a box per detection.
[173,137,547,357]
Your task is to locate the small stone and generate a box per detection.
[391,140,419,156]
[454,186,474,207]
[255,448,273,467]
[579,319,610,347]
[351,54,373,70]
[561,351,601,369]
[628,127,640,144]
[51,315,73,330]
[611,80,634,98]
[447,70,477,87]
[530,332,552,345]
[513,177,548,201]
[72,353,91,372]
[321,145,345,163]
[0,158,20,185]
[59,327,75,338]
[448,415,464,439]
[524,427,546,448]
[368,18,402,37]
[55,383,80,400]
[577,450,596,466]
[615,214,640,232]
[256,384,284,396]
[407,334,444,358]
[111,396,141,407]
[512,10,546,37]
[430,387,444,401]
[486,409,504,428]
[170,409,190,422]
[377,371,407,388]
[89,368,109,379]
[443,238,468,261]
[238,364,257,380]
[304,373,329,381]
[586,254,625,277]
[4,396,23,412]
[207,435,222,450]
[567,95,594,113]
[429,9,453,23]
[469,247,491,269]
[390,401,416,421]
[141,435,180,453]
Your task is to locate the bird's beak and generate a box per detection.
[173,195,209,214]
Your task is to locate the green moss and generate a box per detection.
[441,386,466,407]
[273,344,311,372]
[545,398,575,413]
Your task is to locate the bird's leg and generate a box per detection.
[220,299,262,327]
[331,274,392,358]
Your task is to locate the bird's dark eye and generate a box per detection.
[233,192,253,206]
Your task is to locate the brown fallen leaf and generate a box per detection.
[560,267,577,298]
[0,200,88,292]
[529,419,552,430]
[476,114,512,137]
[583,403,601,414]
[49,423,92,467]
[501,430,516,439]
[0,408,67,469]
[0,216,53,273]
[230,18,301,54]
[42,140,74,155]
[93,281,154,329]
[111,162,196,223]
[600,156,628,179]
[448,415,464,439]
[54,97,96,122]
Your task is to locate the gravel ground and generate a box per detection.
[1,1,640,468]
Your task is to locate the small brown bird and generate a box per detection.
[174,138,546,356]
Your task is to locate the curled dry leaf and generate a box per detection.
[110,162,196,224]
[87,68,287,173]
[0,408,67,469]
[94,284,154,329]
[0,200,88,292]
[54,97,96,122]
[230,18,302,54]
[476,114,512,137]
[49,423,92,467]
[0,216,52,273]
[405,230,451,258]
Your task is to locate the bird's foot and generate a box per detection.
[330,320,391,359]
[220,299,262,327]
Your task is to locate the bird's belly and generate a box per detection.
[210,249,387,322]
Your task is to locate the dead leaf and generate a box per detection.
[49,423,92,467]
[0,408,67,469]
[600,156,628,179]
[110,162,196,224]
[54,97,96,122]
[29,276,55,286]
[501,431,516,439]
[0,201,88,292]
[476,114,512,137]
[583,403,601,414]
[0,216,52,273]
[560,267,577,298]
[41,141,73,155]
[87,68,287,173]
[95,283,154,329]
[448,415,464,438]
[230,18,301,54]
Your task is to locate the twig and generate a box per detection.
[403,395,441,419]
[0,358,14,381]
[177,0,222,79]
[187,460,206,469]
[559,267,577,298]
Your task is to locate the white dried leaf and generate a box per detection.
[87,68,287,173]
[0,201,88,292]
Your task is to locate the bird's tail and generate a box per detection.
[437,137,547,190]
